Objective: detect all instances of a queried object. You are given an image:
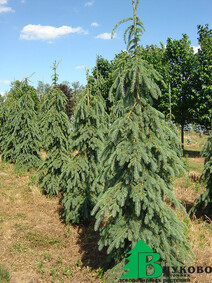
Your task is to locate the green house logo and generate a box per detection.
[120,241,163,279]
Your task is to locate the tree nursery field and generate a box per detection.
[0,1,211,282]
[0,132,211,283]
[0,133,212,283]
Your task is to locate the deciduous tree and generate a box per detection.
[194,25,212,129]
[58,83,75,119]
[165,34,197,151]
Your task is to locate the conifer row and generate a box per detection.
[0,80,41,169]
[0,3,210,280]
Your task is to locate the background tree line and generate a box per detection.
[1,24,211,144]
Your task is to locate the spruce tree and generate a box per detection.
[92,0,192,279]
[1,94,18,162]
[38,61,71,196]
[1,80,41,169]
[38,85,52,151]
[0,97,6,153]
[191,134,212,218]
[61,69,107,223]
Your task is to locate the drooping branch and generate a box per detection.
[111,0,145,53]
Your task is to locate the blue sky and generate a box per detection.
[0,0,211,94]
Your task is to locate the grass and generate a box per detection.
[188,161,204,172]
[0,265,10,282]
[0,156,102,282]
[184,131,208,149]
[10,241,28,255]
[0,131,211,282]
[24,231,62,248]
[173,132,211,282]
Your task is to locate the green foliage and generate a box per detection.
[111,0,145,52]
[38,62,71,196]
[92,1,192,277]
[7,80,39,111]
[194,25,212,128]
[93,54,191,266]
[71,81,85,104]
[37,81,51,104]
[0,265,10,282]
[61,70,107,223]
[191,134,212,218]
[165,34,197,150]
[139,44,171,118]
[0,98,6,153]
[58,83,75,119]
[92,55,114,113]
[0,100,17,162]
[1,80,41,169]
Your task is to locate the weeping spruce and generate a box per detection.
[1,80,41,169]
[191,134,212,218]
[38,62,71,196]
[61,69,107,224]
[92,0,192,279]
[0,97,6,153]
[0,99,17,162]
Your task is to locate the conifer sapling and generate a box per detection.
[38,61,71,195]
[61,68,107,223]
[1,80,41,169]
[92,0,193,279]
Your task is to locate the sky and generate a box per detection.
[0,0,211,94]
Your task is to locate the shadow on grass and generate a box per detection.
[76,223,108,269]
[57,196,108,270]
[184,149,201,158]
[180,199,195,213]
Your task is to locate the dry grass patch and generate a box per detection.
[187,218,212,283]
[0,158,103,283]
[184,132,208,151]
[174,160,211,282]
[0,132,211,283]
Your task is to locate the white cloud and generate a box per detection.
[0,5,14,13]
[91,22,99,27]
[85,0,94,7]
[20,24,88,41]
[0,0,14,13]
[21,0,26,3]
[75,65,86,70]
[0,80,11,84]
[95,32,116,40]
[192,45,200,54]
